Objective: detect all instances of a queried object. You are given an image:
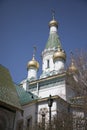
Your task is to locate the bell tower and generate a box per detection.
[40,12,66,78]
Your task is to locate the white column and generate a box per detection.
[27,68,37,80]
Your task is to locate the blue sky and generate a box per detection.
[0,0,87,83]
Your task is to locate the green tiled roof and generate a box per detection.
[45,33,61,49]
[15,84,38,105]
[0,64,22,110]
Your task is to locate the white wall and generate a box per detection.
[39,83,66,100]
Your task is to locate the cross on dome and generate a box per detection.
[51,9,55,20]
[33,46,37,58]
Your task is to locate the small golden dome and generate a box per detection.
[49,19,58,28]
[68,52,78,74]
[27,57,39,70]
[68,62,78,73]
[53,46,66,61]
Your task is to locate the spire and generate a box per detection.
[41,12,66,78]
[45,11,61,49]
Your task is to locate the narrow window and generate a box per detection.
[47,60,49,68]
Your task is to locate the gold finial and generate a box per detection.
[51,9,55,20]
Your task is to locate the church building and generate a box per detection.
[0,14,85,130]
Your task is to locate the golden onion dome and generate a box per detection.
[68,62,78,73]
[68,52,78,74]
[49,19,58,28]
[53,46,66,61]
[27,56,39,70]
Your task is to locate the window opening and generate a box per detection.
[47,60,50,68]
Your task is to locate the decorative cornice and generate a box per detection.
[28,72,66,91]
[29,72,66,85]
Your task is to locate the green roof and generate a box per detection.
[15,84,38,105]
[0,64,22,110]
[45,33,61,49]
